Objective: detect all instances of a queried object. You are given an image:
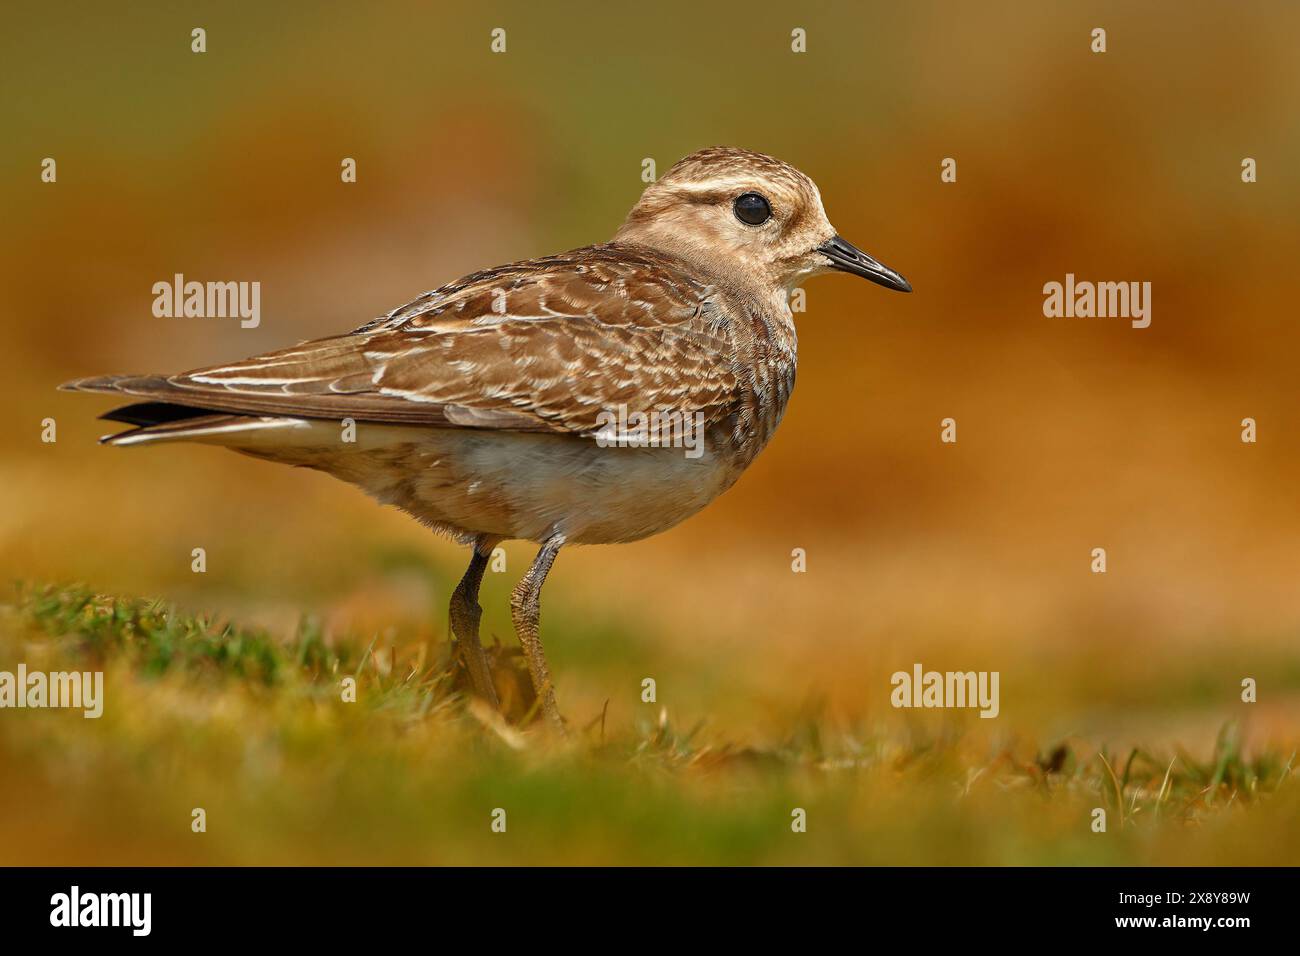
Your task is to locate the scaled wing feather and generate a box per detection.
[69,244,740,437]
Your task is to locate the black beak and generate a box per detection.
[818,235,912,292]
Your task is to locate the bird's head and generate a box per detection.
[615,146,911,297]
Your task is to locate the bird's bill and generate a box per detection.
[817,235,912,292]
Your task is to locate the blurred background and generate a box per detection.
[2,1,1299,863]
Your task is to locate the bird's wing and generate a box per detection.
[64,244,741,437]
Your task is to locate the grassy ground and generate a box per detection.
[2,581,1296,866]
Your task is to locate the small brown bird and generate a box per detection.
[62,147,910,730]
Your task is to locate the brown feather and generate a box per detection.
[62,242,742,437]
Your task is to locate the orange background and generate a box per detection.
[3,1,1299,744]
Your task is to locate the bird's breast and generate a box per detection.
[723,301,798,468]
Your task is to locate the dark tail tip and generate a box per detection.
[99,402,211,427]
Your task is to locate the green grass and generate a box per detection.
[1,582,1297,865]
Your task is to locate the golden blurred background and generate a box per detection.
[3,1,1300,767]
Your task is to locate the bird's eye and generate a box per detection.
[733,192,772,226]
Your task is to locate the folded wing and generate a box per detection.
[63,244,741,438]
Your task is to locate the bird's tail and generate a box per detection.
[99,410,313,447]
[60,376,311,447]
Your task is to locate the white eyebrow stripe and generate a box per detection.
[667,178,757,196]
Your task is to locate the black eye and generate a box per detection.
[733,192,772,226]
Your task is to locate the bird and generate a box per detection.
[61,146,911,731]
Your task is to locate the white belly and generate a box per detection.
[230,420,736,545]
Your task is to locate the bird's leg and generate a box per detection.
[450,535,501,709]
[510,532,567,731]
